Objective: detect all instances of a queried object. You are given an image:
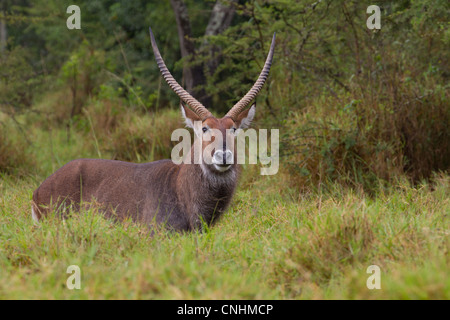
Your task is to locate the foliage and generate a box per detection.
[0,0,449,300]
[0,122,33,176]
[85,98,183,162]
[0,46,43,114]
[60,40,109,117]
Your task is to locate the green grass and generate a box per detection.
[0,171,448,299]
[0,105,448,299]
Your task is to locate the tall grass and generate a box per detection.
[0,122,34,176]
[277,62,449,193]
[0,86,448,299]
[87,100,182,162]
[0,170,448,299]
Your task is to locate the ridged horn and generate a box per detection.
[149,27,212,120]
[226,33,276,120]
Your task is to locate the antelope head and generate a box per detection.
[149,28,275,174]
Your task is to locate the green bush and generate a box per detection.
[0,125,33,176]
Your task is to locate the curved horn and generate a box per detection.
[226,33,276,120]
[149,27,212,120]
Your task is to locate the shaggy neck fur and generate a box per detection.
[176,147,239,230]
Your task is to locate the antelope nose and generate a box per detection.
[213,150,233,165]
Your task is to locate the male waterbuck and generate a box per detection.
[32,28,275,231]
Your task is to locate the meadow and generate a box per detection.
[0,105,448,299]
[0,0,449,299]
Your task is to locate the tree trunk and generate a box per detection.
[205,1,236,37]
[170,0,237,108]
[170,0,209,105]
[203,0,237,76]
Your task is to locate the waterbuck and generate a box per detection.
[32,28,275,231]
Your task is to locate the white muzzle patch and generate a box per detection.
[212,149,233,172]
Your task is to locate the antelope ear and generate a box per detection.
[235,104,256,129]
[180,102,201,129]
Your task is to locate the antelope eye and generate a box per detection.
[202,127,208,133]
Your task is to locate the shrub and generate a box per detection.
[0,125,33,176]
[281,53,449,193]
[85,99,183,163]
